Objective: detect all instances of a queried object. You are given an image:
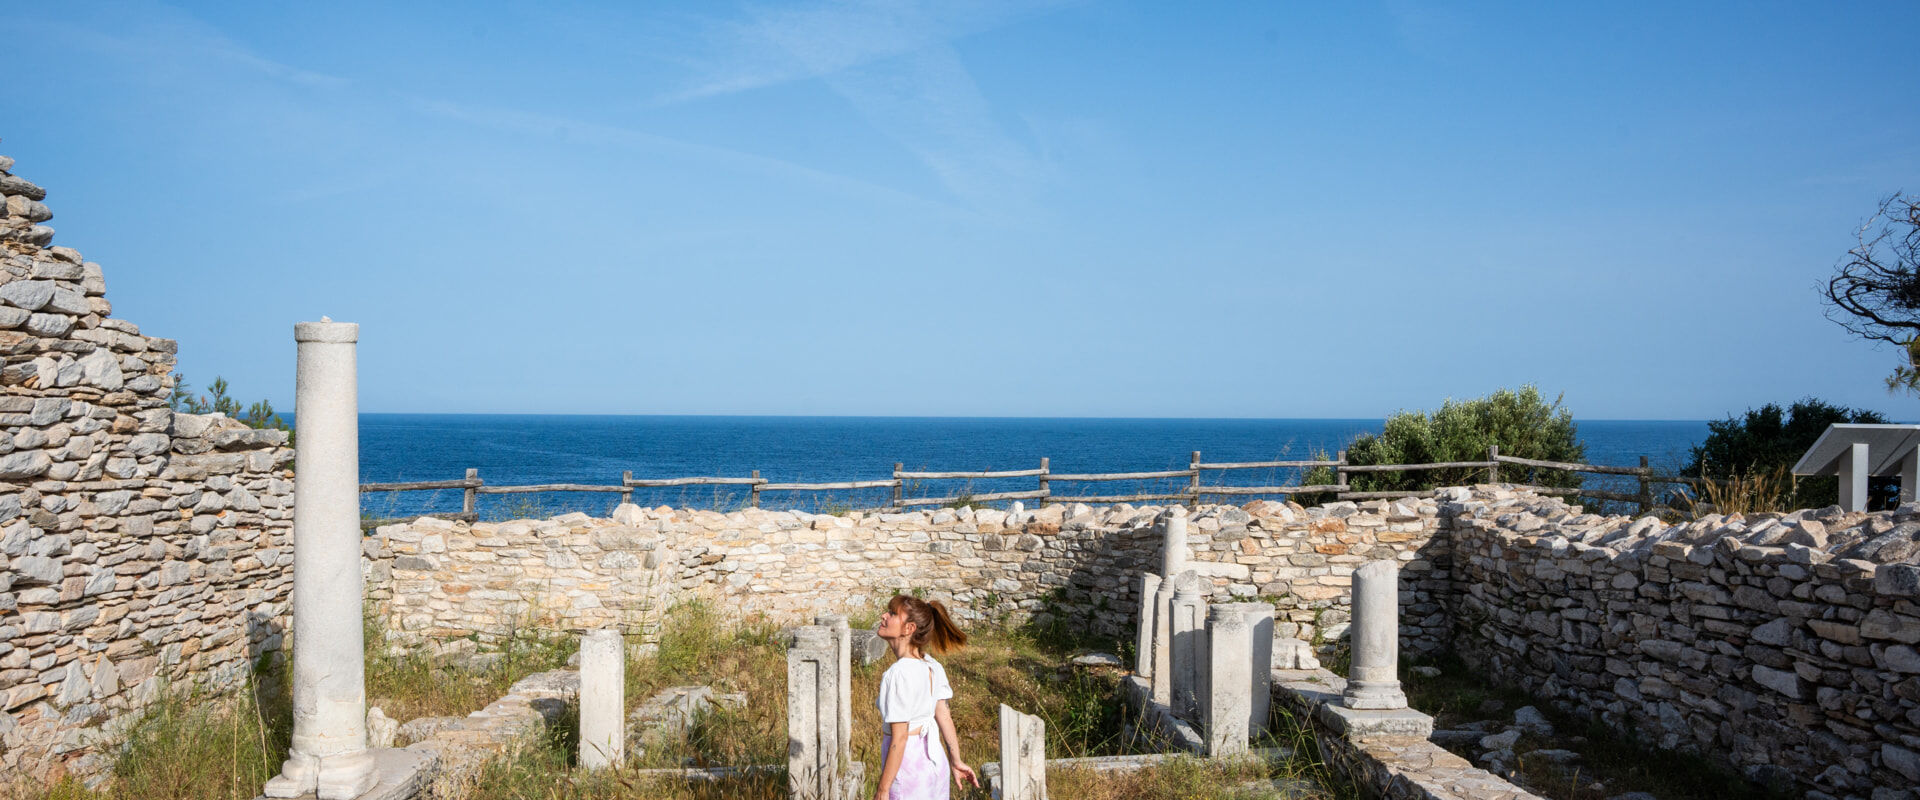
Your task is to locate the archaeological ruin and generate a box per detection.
[4,151,1920,799]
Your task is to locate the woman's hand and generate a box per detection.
[951,761,980,788]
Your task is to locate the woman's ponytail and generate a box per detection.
[922,599,969,654]
[888,594,971,655]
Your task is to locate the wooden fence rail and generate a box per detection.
[359,446,1698,527]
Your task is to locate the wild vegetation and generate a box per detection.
[1680,397,1893,511]
[1299,385,1584,502]
[167,373,289,433]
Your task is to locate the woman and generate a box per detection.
[872,595,981,800]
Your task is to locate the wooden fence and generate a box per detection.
[359,446,1696,527]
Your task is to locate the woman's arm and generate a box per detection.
[874,720,909,800]
[935,699,979,788]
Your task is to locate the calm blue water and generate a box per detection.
[340,415,1710,519]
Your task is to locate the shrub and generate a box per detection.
[1302,385,1584,500]
[1682,398,1892,510]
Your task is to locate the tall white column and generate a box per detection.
[1151,511,1188,706]
[1343,560,1408,710]
[1135,573,1160,677]
[1838,441,1869,511]
[579,629,625,769]
[265,320,376,800]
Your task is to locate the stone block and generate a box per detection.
[998,704,1047,800]
[578,629,624,770]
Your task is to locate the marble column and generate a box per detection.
[1204,605,1252,757]
[788,626,850,800]
[1343,560,1408,710]
[1134,573,1160,677]
[1151,510,1189,706]
[264,320,376,800]
[1168,570,1207,721]
[579,629,625,769]
[998,704,1048,800]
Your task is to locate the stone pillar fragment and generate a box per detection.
[1840,441,1869,512]
[814,614,853,767]
[788,626,851,800]
[579,629,625,769]
[998,704,1048,800]
[1343,560,1408,710]
[1134,573,1160,677]
[264,320,376,800]
[1205,605,1253,757]
[1226,602,1274,738]
[1168,570,1207,721]
[1151,511,1189,706]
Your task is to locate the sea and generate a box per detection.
[344,415,1712,520]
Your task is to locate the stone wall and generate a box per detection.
[0,155,296,784]
[1440,486,1920,799]
[367,496,1452,656]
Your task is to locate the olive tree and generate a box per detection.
[1822,193,1920,394]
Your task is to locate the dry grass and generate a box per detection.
[12,669,292,800]
[459,601,1350,800]
[364,612,577,722]
[1675,465,1795,518]
[17,601,1348,800]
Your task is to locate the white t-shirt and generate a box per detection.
[877,654,953,734]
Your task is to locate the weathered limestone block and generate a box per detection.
[578,629,624,769]
[998,704,1047,800]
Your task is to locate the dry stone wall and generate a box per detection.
[367,496,1451,655]
[1440,486,1920,800]
[0,155,296,785]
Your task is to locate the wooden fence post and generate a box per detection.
[1335,450,1348,500]
[1486,446,1499,485]
[1037,457,1050,506]
[1188,451,1201,507]
[893,463,904,508]
[463,468,479,517]
[620,470,633,507]
[750,470,762,509]
[1638,455,1652,514]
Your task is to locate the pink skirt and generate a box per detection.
[881,731,950,800]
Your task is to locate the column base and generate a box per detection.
[260,748,433,800]
[1341,680,1408,711]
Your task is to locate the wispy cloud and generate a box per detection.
[411,97,967,216]
[665,0,1074,212]
[18,4,346,89]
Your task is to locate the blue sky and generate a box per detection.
[4,1,1918,419]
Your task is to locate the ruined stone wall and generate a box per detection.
[368,495,1452,655]
[0,155,296,784]
[1442,486,1920,799]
